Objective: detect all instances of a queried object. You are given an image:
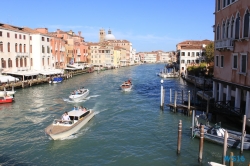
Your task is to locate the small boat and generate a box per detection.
[69,88,90,101]
[52,77,63,83]
[0,90,16,97]
[120,79,133,91]
[45,109,95,140]
[193,115,250,150]
[0,96,13,104]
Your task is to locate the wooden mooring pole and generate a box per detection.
[230,152,233,166]
[198,125,204,163]
[241,115,246,154]
[177,120,182,154]
[222,130,228,165]
[191,110,195,137]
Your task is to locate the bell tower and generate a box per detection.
[99,29,106,43]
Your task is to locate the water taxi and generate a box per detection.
[45,109,95,140]
[69,88,89,101]
[120,79,133,91]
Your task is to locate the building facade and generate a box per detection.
[214,0,250,118]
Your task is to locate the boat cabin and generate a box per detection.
[53,110,90,126]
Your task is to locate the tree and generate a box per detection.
[205,42,214,64]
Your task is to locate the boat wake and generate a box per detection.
[25,115,51,124]
[63,95,100,103]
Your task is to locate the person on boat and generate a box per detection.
[62,112,70,121]
[73,106,77,110]
[83,107,87,112]
[78,106,83,111]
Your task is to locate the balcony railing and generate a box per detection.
[215,38,234,51]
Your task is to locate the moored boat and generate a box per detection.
[120,79,133,91]
[0,96,13,104]
[193,115,250,150]
[69,88,90,101]
[51,76,63,83]
[45,109,95,140]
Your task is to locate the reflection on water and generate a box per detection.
[0,64,249,166]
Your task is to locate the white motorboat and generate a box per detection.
[45,109,95,140]
[69,88,89,101]
[120,80,133,92]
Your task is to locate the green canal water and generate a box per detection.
[0,64,249,166]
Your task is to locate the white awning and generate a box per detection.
[0,75,19,83]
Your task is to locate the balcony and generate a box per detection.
[215,39,234,51]
[16,53,29,58]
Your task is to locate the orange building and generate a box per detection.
[214,0,250,120]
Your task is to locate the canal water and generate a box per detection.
[0,64,249,166]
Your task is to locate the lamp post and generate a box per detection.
[160,79,164,109]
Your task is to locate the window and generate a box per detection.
[188,52,190,56]
[15,34,17,39]
[243,10,249,38]
[187,60,190,64]
[19,44,22,53]
[216,56,219,67]
[19,34,22,39]
[216,25,220,40]
[47,46,50,53]
[223,0,226,8]
[30,58,33,66]
[0,42,3,52]
[181,52,185,56]
[24,44,26,53]
[8,43,10,52]
[232,54,237,69]
[24,58,27,67]
[30,45,32,53]
[7,32,10,38]
[16,58,18,67]
[227,0,230,5]
[0,31,2,36]
[30,36,32,40]
[222,22,226,39]
[15,43,18,52]
[42,37,44,41]
[196,52,199,56]
[47,38,49,42]
[1,58,6,68]
[8,58,12,68]
[181,60,185,63]
[192,52,195,57]
[226,21,229,38]
[20,58,23,67]
[217,0,221,11]
[235,13,240,39]
[42,45,44,53]
[23,35,26,40]
[231,18,234,38]
[220,56,224,67]
[240,54,247,73]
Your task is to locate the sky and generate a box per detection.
[0,0,215,52]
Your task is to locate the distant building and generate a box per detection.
[176,40,212,75]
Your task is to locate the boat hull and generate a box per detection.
[121,85,133,91]
[0,97,13,103]
[45,110,95,140]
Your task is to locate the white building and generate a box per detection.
[144,52,157,63]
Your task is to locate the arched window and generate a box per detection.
[235,13,240,39]
[231,17,234,38]
[222,21,226,39]
[7,42,10,52]
[243,10,249,38]
[19,44,22,53]
[24,44,26,53]
[1,58,6,68]
[20,58,23,67]
[24,58,27,67]
[15,43,18,52]
[216,25,220,40]
[226,20,229,38]
[16,58,18,67]
[8,58,12,68]
[30,58,33,66]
